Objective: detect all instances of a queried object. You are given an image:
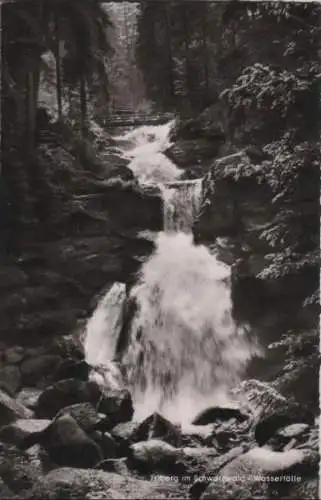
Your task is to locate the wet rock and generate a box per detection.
[48,335,85,361]
[95,457,129,475]
[131,413,182,447]
[54,402,110,433]
[0,442,42,493]
[254,411,314,447]
[266,423,311,452]
[165,139,221,171]
[22,414,102,469]
[129,439,180,474]
[31,467,185,499]
[52,358,90,382]
[35,378,133,424]
[111,421,139,455]
[192,407,249,426]
[0,388,33,427]
[277,423,310,439]
[0,365,21,396]
[16,388,42,411]
[200,447,311,500]
[99,388,134,426]
[20,355,63,387]
[4,346,25,365]
[0,418,51,448]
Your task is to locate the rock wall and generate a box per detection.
[0,177,163,346]
[193,152,317,331]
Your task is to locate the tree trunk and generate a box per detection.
[79,74,87,138]
[55,14,62,121]
[201,6,209,92]
[182,5,191,105]
[164,3,174,105]
[26,69,36,152]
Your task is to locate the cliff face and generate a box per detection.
[0,173,162,346]
[194,152,318,330]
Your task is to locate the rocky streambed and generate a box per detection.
[0,335,318,499]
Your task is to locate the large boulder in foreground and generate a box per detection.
[129,439,180,474]
[0,419,51,448]
[22,415,103,469]
[200,447,316,500]
[30,467,186,499]
[131,413,182,447]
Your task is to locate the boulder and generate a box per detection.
[0,388,33,427]
[22,415,103,469]
[0,365,21,396]
[47,335,85,361]
[129,439,180,474]
[52,358,90,382]
[35,378,133,425]
[98,387,134,426]
[200,447,313,500]
[0,419,51,448]
[192,407,249,426]
[165,139,221,171]
[277,423,310,439]
[16,388,42,411]
[4,346,25,365]
[111,421,139,456]
[266,423,311,452]
[20,355,63,387]
[95,457,129,475]
[31,467,184,499]
[54,402,110,433]
[131,413,182,447]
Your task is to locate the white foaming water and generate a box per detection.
[121,232,259,424]
[85,120,259,426]
[84,282,126,366]
[114,120,183,185]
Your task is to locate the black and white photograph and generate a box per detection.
[0,1,320,498]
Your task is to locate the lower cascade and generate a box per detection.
[85,122,259,425]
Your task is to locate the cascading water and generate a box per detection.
[162,179,203,232]
[85,120,259,425]
[84,282,126,366]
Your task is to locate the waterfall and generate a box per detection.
[84,282,126,367]
[162,179,203,232]
[84,120,259,425]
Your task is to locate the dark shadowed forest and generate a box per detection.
[0,1,320,499]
